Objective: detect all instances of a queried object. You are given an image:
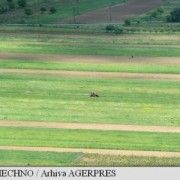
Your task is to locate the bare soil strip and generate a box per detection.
[0,146,180,157]
[62,0,164,23]
[0,52,180,65]
[0,120,180,133]
[1,68,180,80]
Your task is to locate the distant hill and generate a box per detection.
[0,0,179,24]
[63,0,164,24]
[0,0,127,24]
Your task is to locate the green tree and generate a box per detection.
[167,8,180,22]
[40,7,47,13]
[24,8,32,16]
[7,0,15,10]
[106,25,115,32]
[124,19,131,26]
[18,0,26,8]
[49,7,56,14]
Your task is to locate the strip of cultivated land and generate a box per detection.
[0,150,82,166]
[0,146,180,158]
[77,153,180,167]
[0,29,179,166]
[63,0,164,23]
[0,120,180,133]
[0,56,180,74]
[0,74,179,126]
[0,127,180,152]
[1,150,180,166]
[0,53,180,65]
[0,33,180,57]
[1,69,180,80]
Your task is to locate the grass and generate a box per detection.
[0,8,180,166]
[0,74,180,126]
[77,154,180,167]
[0,32,180,57]
[1,59,180,74]
[1,150,180,166]
[0,127,180,152]
[0,150,82,166]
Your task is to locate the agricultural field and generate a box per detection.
[0,29,180,166]
[0,0,180,167]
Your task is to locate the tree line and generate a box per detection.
[0,0,56,16]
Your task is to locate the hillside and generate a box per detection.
[132,0,180,24]
[0,0,127,24]
[62,0,164,24]
[0,0,179,24]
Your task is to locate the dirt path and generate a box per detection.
[1,68,180,81]
[0,146,180,158]
[0,52,180,65]
[0,120,180,133]
[61,0,164,23]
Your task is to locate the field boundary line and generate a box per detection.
[0,120,180,133]
[1,69,180,80]
[1,53,180,65]
[0,146,180,158]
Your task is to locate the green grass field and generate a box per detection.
[0,150,82,166]
[0,74,180,126]
[0,12,180,166]
[0,33,180,57]
[0,127,180,152]
[1,59,180,74]
[1,150,180,167]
